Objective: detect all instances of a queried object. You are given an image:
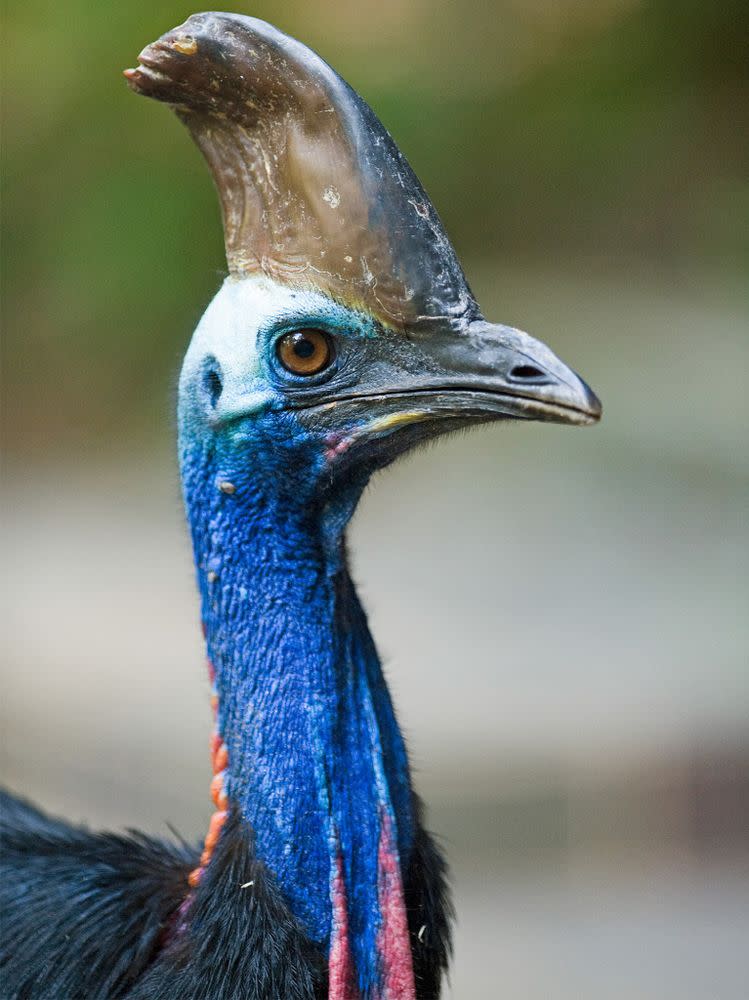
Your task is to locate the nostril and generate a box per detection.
[510,364,546,381]
[202,358,224,408]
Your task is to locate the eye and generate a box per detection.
[276,329,334,376]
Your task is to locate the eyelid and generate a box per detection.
[261,306,378,344]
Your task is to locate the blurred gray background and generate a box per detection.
[2,1,748,997]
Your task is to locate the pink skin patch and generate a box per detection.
[328,855,358,1000]
[376,817,416,1000]
[328,820,415,999]
[324,432,355,463]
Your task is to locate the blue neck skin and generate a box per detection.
[180,423,414,987]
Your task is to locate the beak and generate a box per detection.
[296,319,601,465]
[311,319,601,447]
[408,319,602,426]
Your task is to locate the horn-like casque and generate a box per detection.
[126,12,477,332]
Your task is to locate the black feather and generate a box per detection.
[0,790,194,999]
[126,808,327,1000]
[405,798,453,1000]
[0,792,451,999]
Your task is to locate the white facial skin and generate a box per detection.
[178,274,387,430]
[180,276,306,423]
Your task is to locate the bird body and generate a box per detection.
[1,13,600,999]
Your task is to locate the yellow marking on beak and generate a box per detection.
[364,410,428,434]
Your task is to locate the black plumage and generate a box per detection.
[0,792,450,999]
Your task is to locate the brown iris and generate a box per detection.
[276,329,334,376]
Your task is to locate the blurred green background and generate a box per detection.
[2,2,748,997]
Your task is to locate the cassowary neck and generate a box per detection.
[180,435,416,998]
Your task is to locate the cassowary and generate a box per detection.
[0,13,601,1000]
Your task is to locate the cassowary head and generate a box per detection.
[126,13,600,517]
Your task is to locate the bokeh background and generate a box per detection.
[2,1,748,996]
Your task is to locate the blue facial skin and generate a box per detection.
[178,277,415,991]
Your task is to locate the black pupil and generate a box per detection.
[293,335,316,359]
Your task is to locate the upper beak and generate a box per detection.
[317,320,601,435]
[417,319,602,426]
